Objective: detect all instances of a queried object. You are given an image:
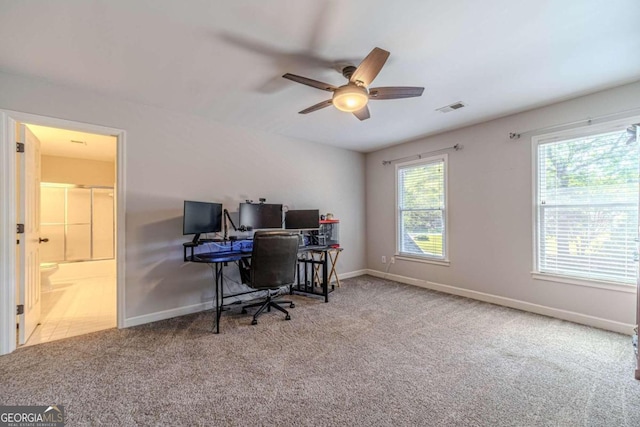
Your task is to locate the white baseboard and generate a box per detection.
[366,269,635,335]
[124,268,632,335]
[124,301,213,328]
[123,269,369,328]
[338,269,367,280]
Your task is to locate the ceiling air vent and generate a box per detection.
[436,101,466,113]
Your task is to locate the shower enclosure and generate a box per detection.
[40,183,115,263]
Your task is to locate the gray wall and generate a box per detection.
[0,71,366,322]
[366,80,640,325]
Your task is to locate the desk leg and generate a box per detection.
[292,262,298,295]
[312,253,320,286]
[215,263,222,334]
[323,251,329,303]
[303,256,309,292]
[328,250,341,287]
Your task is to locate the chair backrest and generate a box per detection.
[249,231,299,289]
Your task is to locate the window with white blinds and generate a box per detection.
[396,155,447,259]
[535,126,639,284]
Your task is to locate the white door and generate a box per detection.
[18,125,42,344]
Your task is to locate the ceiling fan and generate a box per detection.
[282,47,424,121]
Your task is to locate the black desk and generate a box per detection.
[186,245,334,333]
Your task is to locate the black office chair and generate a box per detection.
[241,231,299,325]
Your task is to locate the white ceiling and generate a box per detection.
[1,0,639,152]
[27,124,116,162]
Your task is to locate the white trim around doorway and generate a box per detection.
[0,109,126,355]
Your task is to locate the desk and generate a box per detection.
[292,246,333,302]
[187,251,253,334]
[186,245,333,333]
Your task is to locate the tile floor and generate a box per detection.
[25,275,116,346]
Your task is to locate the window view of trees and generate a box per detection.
[537,127,639,283]
[398,158,445,258]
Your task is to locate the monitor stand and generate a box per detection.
[192,233,201,245]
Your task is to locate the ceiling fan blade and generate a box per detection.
[353,106,370,121]
[283,73,337,92]
[299,100,333,114]
[350,47,390,86]
[306,0,334,52]
[368,86,425,100]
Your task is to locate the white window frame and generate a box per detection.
[395,154,449,265]
[531,116,640,292]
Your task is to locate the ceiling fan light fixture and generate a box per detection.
[332,84,369,112]
[283,47,423,121]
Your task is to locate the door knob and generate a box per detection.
[39,238,49,243]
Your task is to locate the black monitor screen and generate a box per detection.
[285,209,320,230]
[239,203,283,229]
[183,201,223,235]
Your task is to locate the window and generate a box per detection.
[534,122,639,285]
[396,155,447,261]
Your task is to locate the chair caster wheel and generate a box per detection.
[251,319,258,325]
[285,314,291,321]
[290,303,295,308]
[241,309,247,314]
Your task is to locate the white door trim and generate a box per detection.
[0,109,126,355]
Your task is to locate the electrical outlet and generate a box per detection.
[390,256,395,264]
[381,255,386,263]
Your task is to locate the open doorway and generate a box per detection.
[21,124,117,346]
[0,110,125,356]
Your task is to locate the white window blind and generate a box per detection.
[536,128,639,284]
[397,156,446,259]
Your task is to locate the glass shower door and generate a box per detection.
[66,187,92,261]
[92,188,114,259]
[40,186,65,262]
[40,184,115,262]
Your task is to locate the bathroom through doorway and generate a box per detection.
[22,123,118,346]
[0,111,126,356]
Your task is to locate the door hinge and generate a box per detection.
[17,224,24,234]
[17,305,24,315]
[16,142,24,153]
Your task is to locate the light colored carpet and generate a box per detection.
[1,275,639,426]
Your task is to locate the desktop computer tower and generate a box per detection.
[318,219,340,247]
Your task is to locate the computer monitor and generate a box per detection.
[183,200,223,243]
[239,203,283,230]
[285,209,320,230]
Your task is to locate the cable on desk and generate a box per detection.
[205,241,227,250]
[206,261,242,284]
[223,273,242,286]
[206,262,249,291]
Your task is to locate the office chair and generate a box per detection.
[241,231,299,325]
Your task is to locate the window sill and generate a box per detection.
[395,255,450,267]
[531,272,636,294]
